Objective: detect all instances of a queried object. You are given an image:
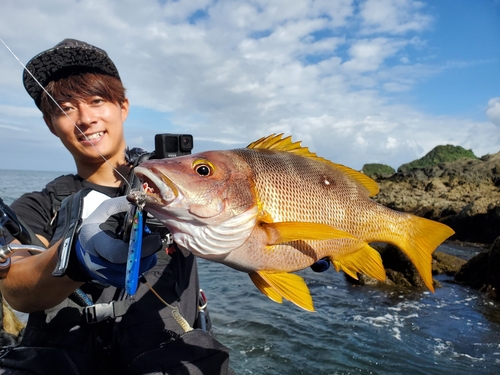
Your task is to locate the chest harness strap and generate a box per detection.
[82,299,134,324]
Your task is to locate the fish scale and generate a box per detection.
[233,148,371,232]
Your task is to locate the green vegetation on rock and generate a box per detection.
[362,163,395,178]
[398,145,477,173]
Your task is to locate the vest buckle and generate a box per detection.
[84,302,116,324]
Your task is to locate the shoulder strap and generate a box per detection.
[44,174,83,237]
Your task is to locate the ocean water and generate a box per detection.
[1,169,500,374]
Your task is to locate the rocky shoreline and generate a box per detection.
[363,151,500,300]
[372,151,500,244]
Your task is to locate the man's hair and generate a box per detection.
[40,70,126,119]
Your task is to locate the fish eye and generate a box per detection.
[196,165,211,176]
[193,160,214,177]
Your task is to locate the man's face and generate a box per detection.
[45,96,129,166]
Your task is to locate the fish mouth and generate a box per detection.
[133,166,178,204]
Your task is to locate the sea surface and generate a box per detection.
[1,169,500,374]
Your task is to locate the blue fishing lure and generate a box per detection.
[125,190,147,296]
[126,207,143,295]
[125,207,143,295]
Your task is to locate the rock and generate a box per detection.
[454,236,500,300]
[0,295,24,346]
[344,245,464,290]
[378,245,428,289]
[432,251,466,276]
[425,178,447,193]
[374,151,500,244]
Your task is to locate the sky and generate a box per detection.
[0,0,499,173]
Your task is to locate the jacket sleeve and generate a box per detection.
[7,190,53,244]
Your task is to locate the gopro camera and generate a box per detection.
[152,133,193,159]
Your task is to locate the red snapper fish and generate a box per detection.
[134,134,454,311]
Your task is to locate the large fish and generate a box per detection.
[134,134,454,311]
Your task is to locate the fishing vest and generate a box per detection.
[43,174,84,238]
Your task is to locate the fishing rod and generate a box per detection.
[0,37,145,294]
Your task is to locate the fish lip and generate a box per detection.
[134,166,178,204]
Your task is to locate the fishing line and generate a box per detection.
[0,37,132,190]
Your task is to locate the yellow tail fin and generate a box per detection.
[390,216,455,292]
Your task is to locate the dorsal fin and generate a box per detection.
[247,134,380,196]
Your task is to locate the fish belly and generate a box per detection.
[222,236,364,273]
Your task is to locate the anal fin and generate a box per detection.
[250,271,315,312]
[331,242,386,281]
[249,272,283,304]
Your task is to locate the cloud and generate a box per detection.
[385,136,398,149]
[0,0,498,173]
[360,0,433,34]
[0,104,40,118]
[342,37,408,72]
[0,124,28,132]
[486,97,500,127]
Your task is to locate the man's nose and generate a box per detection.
[75,103,97,126]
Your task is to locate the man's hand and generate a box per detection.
[310,258,331,272]
[75,196,162,288]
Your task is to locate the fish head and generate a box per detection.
[133,151,258,256]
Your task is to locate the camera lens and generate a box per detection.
[180,135,193,152]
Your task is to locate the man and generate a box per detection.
[0,39,230,375]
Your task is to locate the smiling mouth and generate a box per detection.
[79,132,104,141]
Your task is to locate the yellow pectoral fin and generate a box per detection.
[331,242,386,282]
[255,271,315,312]
[261,222,355,245]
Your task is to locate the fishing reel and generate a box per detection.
[0,197,47,278]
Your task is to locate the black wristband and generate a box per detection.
[64,241,91,282]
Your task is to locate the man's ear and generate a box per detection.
[121,98,129,122]
[43,115,59,137]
